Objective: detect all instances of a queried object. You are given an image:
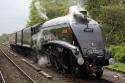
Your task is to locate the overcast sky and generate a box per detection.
[0,0,30,35]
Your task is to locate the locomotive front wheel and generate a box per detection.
[54,59,60,70]
[70,65,79,77]
[95,67,103,78]
[69,58,79,77]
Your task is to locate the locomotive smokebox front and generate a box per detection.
[68,6,110,66]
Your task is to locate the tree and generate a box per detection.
[86,0,120,20]
[27,0,85,26]
[27,0,45,26]
[0,34,9,43]
[86,0,125,45]
[100,4,125,44]
[27,0,70,26]
[40,0,69,19]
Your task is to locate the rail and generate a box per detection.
[0,71,6,83]
[0,47,36,83]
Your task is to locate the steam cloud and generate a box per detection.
[38,56,50,67]
[35,0,48,20]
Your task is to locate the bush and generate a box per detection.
[0,34,9,43]
[110,44,125,63]
[100,4,125,45]
[108,63,125,72]
[86,0,125,45]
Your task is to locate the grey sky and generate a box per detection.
[0,0,30,35]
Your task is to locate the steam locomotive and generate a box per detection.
[9,6,111,78]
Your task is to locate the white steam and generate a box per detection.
[69,0,85,8]
[68,0,87,17]
[35,0,48,20]
[38,56,50,67]
[69,5,86,15]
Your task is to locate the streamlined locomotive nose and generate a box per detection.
[69,19,110,66]
[70,23,105,53]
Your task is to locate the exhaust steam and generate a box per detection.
[38,56,51,67]
[35,0,48,20]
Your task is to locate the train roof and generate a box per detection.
[31,22,43,28]
[42,16,69,28]
[42,15,99,28]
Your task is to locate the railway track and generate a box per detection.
[0,44,77,83]
[0,45,52,83]
[0,44,115,83]
[0,47,36,83]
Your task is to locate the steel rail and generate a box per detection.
[0,71,6,83]
[0,47,36,83]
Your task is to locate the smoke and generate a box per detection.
[69,5,86,15]
[35,0,48,20]
[68,0,86,7]
[68,0,87,15]
[38,56,51,67]
[34,0,86,20]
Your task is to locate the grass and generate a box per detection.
[107,63,125,72]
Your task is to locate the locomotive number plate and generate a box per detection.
[84,28,93,32]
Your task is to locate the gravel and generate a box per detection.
[0,50,31,83]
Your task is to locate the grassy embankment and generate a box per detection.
[107,63,125,72]
[106,45,125,73]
